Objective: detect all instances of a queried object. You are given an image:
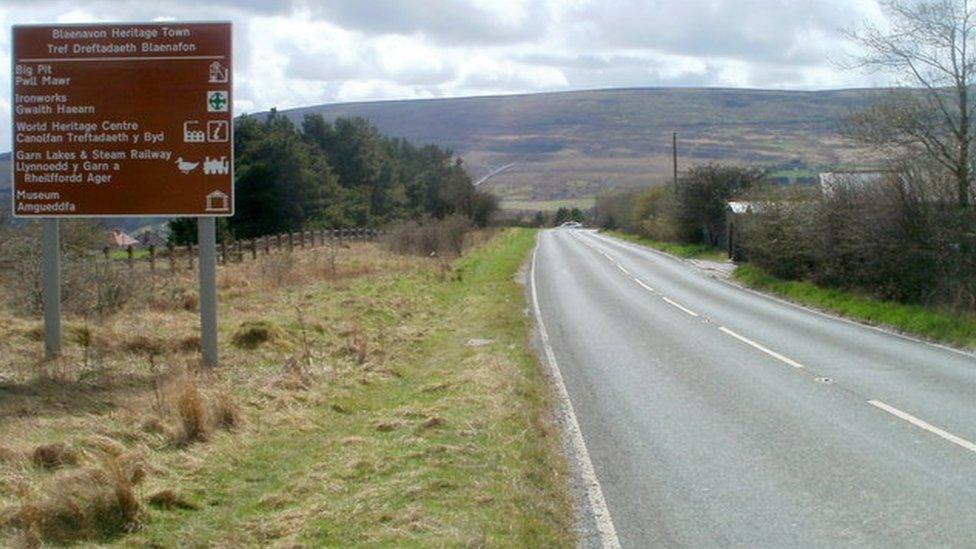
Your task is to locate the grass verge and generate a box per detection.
[733,263,976,349]
[0,229,573,546]
[606,230,728,261]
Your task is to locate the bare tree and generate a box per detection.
[845,0,976,208]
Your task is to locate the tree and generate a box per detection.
[531,211,547,227]
[166,218,196,246]
[845,0,976,208]
[166,218,232,245]
[553,207,572,226]
[232,115,339,238]
[469,191,499,227]
[672,164,764,245]
[173,112,493,239]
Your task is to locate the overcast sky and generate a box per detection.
[0,0,889,150]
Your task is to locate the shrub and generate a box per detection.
[0,221,138,316]
[385,215,473,257]
[737,172,976,309]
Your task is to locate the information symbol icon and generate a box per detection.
[207,121,229,142]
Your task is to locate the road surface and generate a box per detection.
[531,229,976,548]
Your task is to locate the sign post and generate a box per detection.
[198,218,218,366]
[12,22,233,366]
[41,218,60,359]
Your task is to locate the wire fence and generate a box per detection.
[104,227,383,272]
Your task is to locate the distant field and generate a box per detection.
[500,197,595,212]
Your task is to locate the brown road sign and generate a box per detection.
[11,22,233,217]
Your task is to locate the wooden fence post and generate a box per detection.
[126,245,134,269]
[168,243,176,272]
[149,245,156,272]
[103,246,110,260]
[250,238,258,260]
[288,232,294,252]
[187,244,194,270]
[235,240,243,262]
[220,240,228,264]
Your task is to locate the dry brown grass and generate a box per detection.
[31,442,80,470]
[211,390,241,431]
[0,234,570,547]
[170,373,211,447]
[0,241,416,545]
[231,320,284,350]
[5,453,145,546]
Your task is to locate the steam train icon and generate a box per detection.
[203,156,229,175]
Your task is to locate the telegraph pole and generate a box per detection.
[672,132,678,185]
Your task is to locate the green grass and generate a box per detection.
[107,248,151,260]
[734,264,976,349]
[607,230,728,261]
[122,228,574,547]
[769,167,816,182]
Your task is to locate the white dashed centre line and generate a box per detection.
[718,327,806,369]
[662,296,699,317]
[868,400,976,455]
[634,278,655,293]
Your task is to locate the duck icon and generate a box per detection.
[175,157,199,175]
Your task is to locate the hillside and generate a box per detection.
[270,87,881,207]
[2,87,883,217]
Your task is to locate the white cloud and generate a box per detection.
[0,0,885,150]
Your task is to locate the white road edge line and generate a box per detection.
[662,296,699,317]
[868,400,976,455]
[718,326,806,369]
[531,242,622,549]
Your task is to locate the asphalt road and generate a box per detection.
[531,229,976,548]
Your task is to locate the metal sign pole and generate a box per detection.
[41,218,61,360]
[198,217,218,366]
